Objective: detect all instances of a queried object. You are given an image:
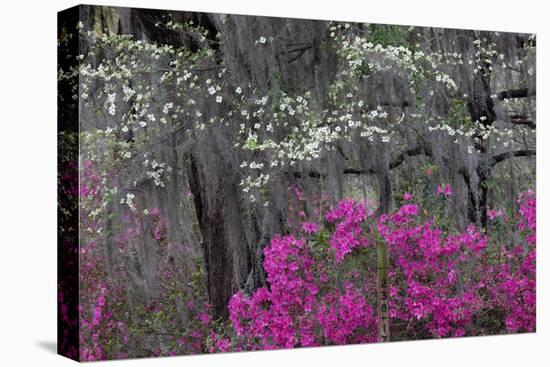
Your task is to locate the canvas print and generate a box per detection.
[57,4,536,361]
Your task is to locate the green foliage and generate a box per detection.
[367,24,408,47]
[448,98,471,129]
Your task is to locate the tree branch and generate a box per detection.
[508,115,536,129]
[287,44,313,63]
[389,144,432,169]
[491,149,536,166]
[497,87,536,100]
[290,144,431,178]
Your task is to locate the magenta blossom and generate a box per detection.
[488,208,504,221]
[302,221,319,234]
[198,312,212,325]
[436,184,452,197]
[326,199,371,261]
[403,192,413,201]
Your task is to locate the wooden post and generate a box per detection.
[378,241,390,342]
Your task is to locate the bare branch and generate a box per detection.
[290,144,432,178]
[509,119,536,129]
[389,144,432,170]
[491,149,536,166]
[497,87,536,100]
[287,44,313,63]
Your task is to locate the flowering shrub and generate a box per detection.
[228,191,536,347]
[326,199,373,261]
[228,234,377,349]
[518,191,536,245]
[77,160,213,360]
[76,183,535,357]
[379,204,488,337]
[489,191,536,333]
[79,242,129,360]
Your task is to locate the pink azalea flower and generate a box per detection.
[198,312,211,325]
[436,184,452,197]
[301,221,319,234]
[215,338,231,352]
[488,208,504,221]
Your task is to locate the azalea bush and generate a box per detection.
[224,189,535,349]
[77,171,535,360]
[77,160,213,360]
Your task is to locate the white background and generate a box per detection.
[0,0,547,365]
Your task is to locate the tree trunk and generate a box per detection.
[187,154,235,320]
